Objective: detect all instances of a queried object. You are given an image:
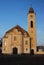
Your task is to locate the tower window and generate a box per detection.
[30,15,33,18]
[31,21,33,28]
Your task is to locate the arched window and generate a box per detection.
[31,21,33,28]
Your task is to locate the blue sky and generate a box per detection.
[0,0,44,46]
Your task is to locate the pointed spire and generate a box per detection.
[28,6,34,13]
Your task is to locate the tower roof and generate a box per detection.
[28,7,34,13]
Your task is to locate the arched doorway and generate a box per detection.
[13,47,18,54]
[30,49,34,55]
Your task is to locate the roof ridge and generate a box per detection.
[6,25,29,36]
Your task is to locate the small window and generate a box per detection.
[25,40,28,45]
[31,21,33,28]
[26,48,28,51]
[14,36,16,41]
[4,48,5,51]
[30,15,33,18]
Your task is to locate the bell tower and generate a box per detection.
[28,7,36,53]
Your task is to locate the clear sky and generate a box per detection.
[0,0,44,46]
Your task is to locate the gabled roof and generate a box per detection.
[6,25,29,36]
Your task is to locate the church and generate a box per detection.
[2,7,44,54]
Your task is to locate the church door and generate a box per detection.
[13,47,18,54]
[30,49,34,55]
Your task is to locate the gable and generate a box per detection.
[6,25,29,36]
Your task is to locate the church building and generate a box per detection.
[2,7,37,54]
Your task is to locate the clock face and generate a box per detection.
[30,15,33,18]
